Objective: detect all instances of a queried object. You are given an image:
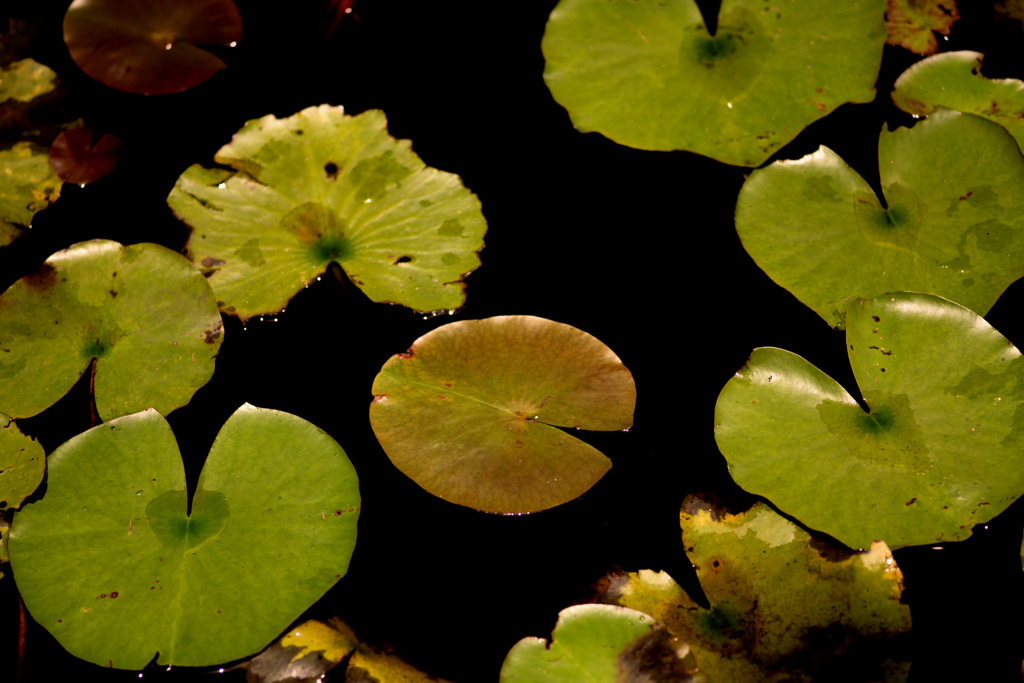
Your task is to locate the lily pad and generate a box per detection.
[735,109,1024,328]
[0,141,61,246]
[0,240,222,421]
[715,292,1024,550]
[62,0,242,95]
[885,0,959,55]
[593,496,911,682]
[49,127,121,185]
[499,603,705,683]
[0,58,58,104]
[9,405,360,668]
[369,316,635,513]
[168,105,486,320]
[541,0,886,166]
[0,413,44,510]
[892,51,1024,151]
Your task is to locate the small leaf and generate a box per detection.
[735,109,1024,328]
[0,58,58,104]
[715,292,1024,550]
[62,0,242,95]
[0,141,61,245]
[369,316,635,513]
[0,413,44,510]
[9,405,360,668]
[168,105,486,320]
[499,603,705,683]
[885,0,959,55]
[892,51,1024,152]
[0,240,222,420]
[49,127,121,185]
[593,495,911,682]
[542,0,886,166]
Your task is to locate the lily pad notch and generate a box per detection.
[168,105,487,321]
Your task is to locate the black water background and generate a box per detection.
[1,1,1023,680]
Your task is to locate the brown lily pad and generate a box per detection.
[49,127,121,185]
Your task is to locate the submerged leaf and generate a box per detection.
[885,0,959,55]
[369,316,635,513]
[168,105,486,320]
[0,240,222,420]
[49,127,121,185]
[735,109,1024,328]
[0,58,57,104]
[499,603,705,683]
[541,0,885,166]
[716,292,1024,550]
[62,0,242,95]
[593,495,911,682]
[892,51,1024,151]
[9,405,360,668]
[0,413,44,510]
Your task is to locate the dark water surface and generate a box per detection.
[2,1,1024,680]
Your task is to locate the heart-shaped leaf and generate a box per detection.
[0,240,222,420]
[369,316,635,513]
[541,0,885,166]
[9,405,360,668]
[168,105,486,320]
[499,603,705,683]
[884,0,959,55]
[0,141,61,246]
[892,51,1024,152]
[715,292,1024,550]
[0,414,44,510]
[735,109,1024,328]
[593,496,911,682]
[62,0,242,95]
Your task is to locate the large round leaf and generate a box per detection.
[593,496,911,682]
[62,0,242,95]
[168,105,486,320]
[541,0,885,166]
[499,603,704,682]
[715,293,1024,550]
[735,109,1024,328]
[0,414,44,510]
[0,240,222,420]
[9,405,360,668]
[369,316,635,514]
[892,51,1024,151]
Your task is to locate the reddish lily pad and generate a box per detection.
[885,0,959,55]
[49,127,121,185]
[63,0,242,95]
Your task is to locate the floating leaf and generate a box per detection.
[0,413,44,510]
[885,0,959,55]
[62,0,242,95]
[541,0,886,166]
[499,603,705,683]
[716,292,1024,550]
[593,496,911,682]
[0,141,61,246]
[0,58,57,104]
[9,405,360,668]
[369,316,635,513]
[892,51,1024,151]
[735,109,1024,328]
[168,105,486,320]
[0,240,222,420]
[49,127,121,185]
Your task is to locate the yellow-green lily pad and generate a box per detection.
[541,0,886,166]
[168,105,486,321]
[369,315,635,514]
[716,292,1024,550]
[0,413,44,510]
[0,141,61,246]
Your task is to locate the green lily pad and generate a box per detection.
[541,0,886,166]
[168,105,486,320]
[892,51,1024,152]
[0,413,44,510]
[369,316,635,513]
[593,496,911,682]
[735,109,1024,328]
[885,0,959,55]
[0,240,222,420]
[715,292,1024,550]
[9,405,360,668]
[499,603,706,683]
[62,0,242,95]
[0,141,61,246]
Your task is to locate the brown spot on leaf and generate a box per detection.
[24,263,57,290]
